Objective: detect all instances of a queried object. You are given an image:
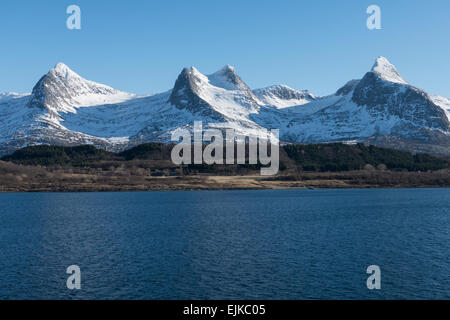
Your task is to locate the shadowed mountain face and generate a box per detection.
[169,67,225,120]
[169,65,260,120]
[0,57,449,157]
[352,60,449,131]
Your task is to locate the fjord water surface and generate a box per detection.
[0,189,449,299]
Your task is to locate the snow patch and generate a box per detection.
[371,56,408,85]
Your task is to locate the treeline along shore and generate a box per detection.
[0,142,449,192]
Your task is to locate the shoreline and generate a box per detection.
[1,174,449,193]
[2,143,449,193]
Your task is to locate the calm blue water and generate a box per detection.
[0,189,449,300]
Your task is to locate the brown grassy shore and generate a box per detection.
[1,160,449,192]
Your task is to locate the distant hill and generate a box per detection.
[1,145,117,166]
[2,142,449,172]
[284,143,449,172]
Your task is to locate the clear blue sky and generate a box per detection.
[1,0,449,97]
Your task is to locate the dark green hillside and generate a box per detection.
[118,143,172,160]
[2,142,449,172]
[283,143,449,172]
[1,142,450,192]
[1,145,117,166]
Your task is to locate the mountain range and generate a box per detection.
[1,57,449,157]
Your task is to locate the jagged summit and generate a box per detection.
[370,56,407,84]
[253,84,316,108]
[187,66,205,76]
[169,65,259,118]
[349,56,449,132]
[268,84,294,90]
[168,66,220,118]
[50,62,83,80]
[53,62,72,73]
[28,63,134,114]
[258,84,314,96]
[208,64,252,92]
[215,64,236,73]
[177,67,211,87]
[170,64,252,92]
[210,64,236,77]
[170,66,208,94]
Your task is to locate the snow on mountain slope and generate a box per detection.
[430,95,450,121]
[0,64,141,154]
[61,90,203,143]
[0,92,30,102]
[352,58,448,132]
[165,65,271,141]
[0,57,449,157]
[371,56,408,84]
[208,65,253,92]
[29,63,136,116]
[253,85,316,109]
[0,94,33,142]
[254,56,449,147]
[6,64,274,153]
[169,65,260,120]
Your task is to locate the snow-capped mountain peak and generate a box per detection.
[169,65,260,120]
[371,56,407,84]
[216,64,235,73]
[208,65,252,92]
[253,84,316,108]
[349,56,449,132]
[52,62,76,78]
[29,63,135,115]
[189,66,206,78]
